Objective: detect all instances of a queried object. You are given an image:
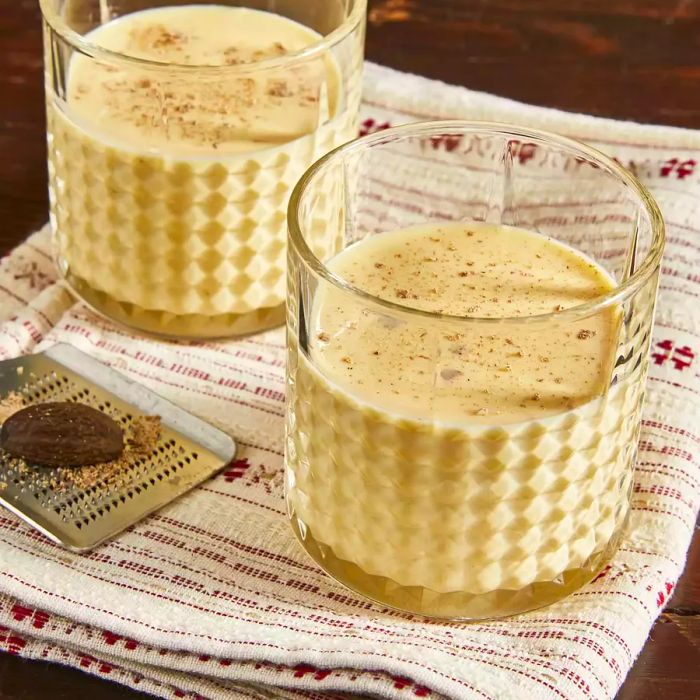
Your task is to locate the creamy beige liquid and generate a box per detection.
[67,6,338,153]
[315,223,619,423]
[47,5,360,337]
[286,223,641,618]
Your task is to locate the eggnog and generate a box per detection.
[286,222,641,618]
[47,5,361,337]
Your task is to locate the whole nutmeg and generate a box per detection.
[1,402,124,468]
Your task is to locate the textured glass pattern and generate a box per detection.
[286,123,664,618]
[43,0,365,338]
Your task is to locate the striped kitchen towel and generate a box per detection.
[0,62,698,699]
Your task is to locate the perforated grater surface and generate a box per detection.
[0,343,236,552]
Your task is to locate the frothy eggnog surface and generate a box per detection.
[67,5,338,153]
[315,222,619,424]
[48,5,360,337]
[287,222,641,618]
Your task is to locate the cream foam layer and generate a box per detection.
[313,223,620,425]
[67,5,338,154]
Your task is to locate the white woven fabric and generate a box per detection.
[0,63,698,700]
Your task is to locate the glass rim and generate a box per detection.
[288,120,666,326]
[39,0,367,73]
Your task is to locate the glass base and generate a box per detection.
[289,513,625,620]
[64,272,285,340]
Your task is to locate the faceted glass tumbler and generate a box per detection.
[41,0,366,338]
[285,121,665,619]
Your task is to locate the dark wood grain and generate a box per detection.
[0,654,153,700]
[1,0,699,697]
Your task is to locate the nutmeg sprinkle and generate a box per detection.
[311,221,619,423]
[67,6,339,154]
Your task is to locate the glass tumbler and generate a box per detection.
[285,122,665,619]
[41,0,366,338]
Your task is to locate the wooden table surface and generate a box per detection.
[1,0,699,697]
